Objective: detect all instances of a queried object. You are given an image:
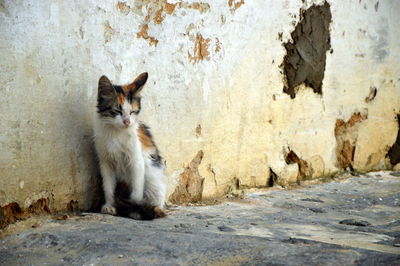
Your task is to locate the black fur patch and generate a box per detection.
[140,123,163,168]
[114,181,156,220]
[97,82,125,117]
[114,85,125,95]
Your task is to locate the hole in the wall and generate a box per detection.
[387,114,400,166]
[282,1,332,98]
[268,168,278,187]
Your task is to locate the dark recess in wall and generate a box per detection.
[282,1,332,98]
[387,114,400,165]
[268,168,278,187]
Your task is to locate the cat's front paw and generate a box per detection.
[101,204,116,215]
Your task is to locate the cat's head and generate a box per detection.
[97,72,148,129]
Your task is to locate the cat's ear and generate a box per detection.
[126,72,148,96]
[98,75,118,108]
[98,75,116,97]
[99,75,113,93]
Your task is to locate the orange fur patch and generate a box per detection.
[137,125,155,151]
[121,85,131,95]
[131,101,140,111]
[117,93,125,105]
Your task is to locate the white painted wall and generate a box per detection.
[1,0,399,210]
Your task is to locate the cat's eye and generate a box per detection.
[130,110,139,115]
[114,109,122,115]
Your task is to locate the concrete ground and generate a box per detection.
[1,171,400,265]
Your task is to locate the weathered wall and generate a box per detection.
[1,0,399,212]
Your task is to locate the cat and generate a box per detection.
[94,72,166,220]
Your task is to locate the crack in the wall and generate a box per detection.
[169,150,205,204]
[335,112,368,170]
[365,86,377,103]
[282,1,332,98]
[386,114,400,166]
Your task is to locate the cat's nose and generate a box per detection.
[123,119,130,126]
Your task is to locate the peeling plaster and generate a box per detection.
[335,112,368,170]
[169,151,205,204]
[282,1,332,98]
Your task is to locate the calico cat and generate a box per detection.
[94,72,166,220]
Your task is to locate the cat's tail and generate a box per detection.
[114,197,166,220]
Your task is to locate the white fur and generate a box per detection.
[94,103,166,215]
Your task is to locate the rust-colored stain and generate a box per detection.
[0,198,51,229]
[154,8,165,24]
[179,2,210,13]
[228,0,245,11]
[334,112,367,170]
[188,33,211,63]
[116,2,131,15]
[165,1,177,14]
[136,23,159,46]
[169,150,204,204]
[134,1,210,46]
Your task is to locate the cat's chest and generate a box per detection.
[106,133,138,156]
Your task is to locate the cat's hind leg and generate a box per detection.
[143,164,167,217]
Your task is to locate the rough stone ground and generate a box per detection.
[1,172,400,265]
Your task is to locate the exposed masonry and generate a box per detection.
[169,150,205,204]
[285,150,312,181]
[387,114,400,165]
[282,1,332,98]
[0,198,51,229]
[334,112,368,170]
